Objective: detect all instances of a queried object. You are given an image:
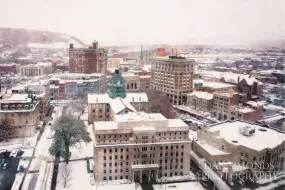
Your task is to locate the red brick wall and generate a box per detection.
[0,65,16,73]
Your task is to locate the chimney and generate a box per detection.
[238,76,240,84]
[69,44,73,49]
[92,41,98,49]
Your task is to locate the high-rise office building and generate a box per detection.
[150,56,195,105]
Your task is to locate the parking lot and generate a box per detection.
[0,150,23,190]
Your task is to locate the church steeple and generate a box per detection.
[140,44,143,60]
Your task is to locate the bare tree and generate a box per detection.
[145,88,176,119]
[59,163,73,188]
[70,97,87,114]
[0,117,13,141]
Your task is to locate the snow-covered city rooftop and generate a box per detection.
[207,120,285,151]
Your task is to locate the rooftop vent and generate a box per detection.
[239,125,255,136]
[258,128,267,132]
[232,140,238,143]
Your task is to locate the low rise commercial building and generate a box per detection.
[192,120,285,180]
[194,80,237,93]
[20,62,53,77]
[213,91,262,122]
[186,91,213,112]
[107,58,123,69]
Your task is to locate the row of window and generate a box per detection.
[160,145,184,150]
[103,155,129,161]
[103,176,128,181]
[103,148,129,153]
[159,165,184,170]
[104,162,129,167]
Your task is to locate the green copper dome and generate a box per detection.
[108,69,126,99]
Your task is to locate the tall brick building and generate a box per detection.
[150,56,195,105]
[69,41,107,74]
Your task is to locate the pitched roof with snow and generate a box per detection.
[222,73,263,86]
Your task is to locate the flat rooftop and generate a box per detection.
[0,94,30,103]
[208,120,285,151]
[201,81,237,89]
[196,141,230,155]
[115,112,166,122]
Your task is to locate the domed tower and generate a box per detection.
[108,69,126,99]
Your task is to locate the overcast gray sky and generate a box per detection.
[0,0,284,46]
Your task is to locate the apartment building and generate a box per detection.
[0,92,40,137]
[93,112,191,182]
[150,56,195,105]
[69,41,107,74]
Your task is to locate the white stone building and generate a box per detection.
[93,112,191,182]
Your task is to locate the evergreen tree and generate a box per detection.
[49,114,91,163]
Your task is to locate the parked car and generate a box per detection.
[2,163,7,171]
[9,149,18,157]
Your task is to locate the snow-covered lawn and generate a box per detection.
[21,148,34,158]
[56,160,93,190]
[153,182,204,190]
[0,131,39,151]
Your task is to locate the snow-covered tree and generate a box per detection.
[49,114,91,163]
[0,117,13,141]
